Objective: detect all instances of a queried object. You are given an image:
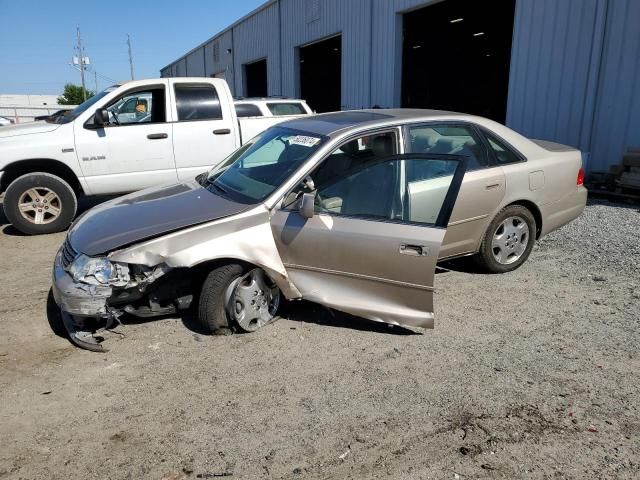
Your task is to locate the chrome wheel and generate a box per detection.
[227,269,280,332]
[491,216,529,265]
[17,187,61,225]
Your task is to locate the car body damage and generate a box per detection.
[108,206,301,299]
[53,205,301,351]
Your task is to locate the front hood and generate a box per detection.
[69,180,251,256]
[0,120,61,138]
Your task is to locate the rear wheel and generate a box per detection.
[475,205,536,273]
[3,173,77,235]
[197,264,280,334]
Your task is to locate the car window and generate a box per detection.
[484,131,523,165]
[207,127,325,203]
[408,124,488,171]
[405,158,461,225]
[106,87,165,125]
[309,131,400,220]
[235,103,263,117]
[175,83,222,121]
[267,102,307,116]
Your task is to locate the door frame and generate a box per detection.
[269,153,468,329]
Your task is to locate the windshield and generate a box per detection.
[52,86,118,124]
[206,127,325,203]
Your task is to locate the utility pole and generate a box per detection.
[127,34,135,80]
[76,27,87,101]
[94,70,98,92]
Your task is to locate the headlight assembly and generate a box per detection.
[67,254,130,286]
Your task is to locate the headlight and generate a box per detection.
[68,255,129,286]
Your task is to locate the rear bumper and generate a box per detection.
[539,187,588,238]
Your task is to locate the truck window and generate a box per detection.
[175,84,222,121]
[106,87,165,125]
[235,103,263,117]
[266,102,307,116]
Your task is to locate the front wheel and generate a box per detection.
[3,173,77,235]
[197,264,280,334]
[474,205,536,273]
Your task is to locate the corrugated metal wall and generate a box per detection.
[279,0,373,109]
[232,2,281,96]
[161,0,640,172]
[589,0,640,173]
[507,0,640,172]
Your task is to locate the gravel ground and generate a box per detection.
[0,198,638,479]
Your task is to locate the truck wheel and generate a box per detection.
[198,264,280,334]
[3,173,77,235]
[474,205,536,273]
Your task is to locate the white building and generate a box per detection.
[0,94,74,123]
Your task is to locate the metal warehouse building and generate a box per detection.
[161,0,640,175]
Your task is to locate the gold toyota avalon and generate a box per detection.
[51,110,587,350]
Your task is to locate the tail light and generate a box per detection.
[577,167,585,186]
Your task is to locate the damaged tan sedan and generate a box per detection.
[52,110,587,350]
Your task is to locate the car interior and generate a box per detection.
[311,131,458,225]
[409,125,486,170]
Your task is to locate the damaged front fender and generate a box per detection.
[108,206,301,299]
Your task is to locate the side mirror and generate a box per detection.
[93,108,110,127]
[298,192,315,219]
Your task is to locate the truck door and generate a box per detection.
[169,80,240,180]
[73,81,177,195]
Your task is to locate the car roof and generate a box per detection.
[235,98,306,103]
[279,108,476,137]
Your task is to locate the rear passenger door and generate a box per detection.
[169,80,240,180]
[406,123,505,259]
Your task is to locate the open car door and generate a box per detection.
[270,153,467,329]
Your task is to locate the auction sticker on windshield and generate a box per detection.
[289,135,321,147]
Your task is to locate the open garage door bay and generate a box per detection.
[402,0,516,123]
[299,35,341,113]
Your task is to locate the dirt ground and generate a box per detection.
[0,197,639,480]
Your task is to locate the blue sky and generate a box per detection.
[0,0,265,95]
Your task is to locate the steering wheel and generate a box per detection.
[108,109,120,126]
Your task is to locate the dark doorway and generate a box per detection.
[244,59,267,97]
[401,0,516,123]
[299,35,341,112]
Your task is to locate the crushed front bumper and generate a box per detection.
[51,248,114,351]
[51,249,113,317]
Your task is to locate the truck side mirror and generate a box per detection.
[93,108,110,127]
[298,192,315,219]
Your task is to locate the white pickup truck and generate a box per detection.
[0,78,310,234]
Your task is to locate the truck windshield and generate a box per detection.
[51,86,118,124]
[207,127,325,203]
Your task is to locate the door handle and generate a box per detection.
[485,183,501,190]
[213,128,231,135]
[399,244,429,256]
[147,133,168,139]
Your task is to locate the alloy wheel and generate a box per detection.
[17,187,62,225]
[491,215,529,265]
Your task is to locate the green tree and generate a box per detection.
[57,83,94,105]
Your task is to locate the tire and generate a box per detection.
[3,172,77,235]
[197,264,281,334]
[474,205,536,273]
